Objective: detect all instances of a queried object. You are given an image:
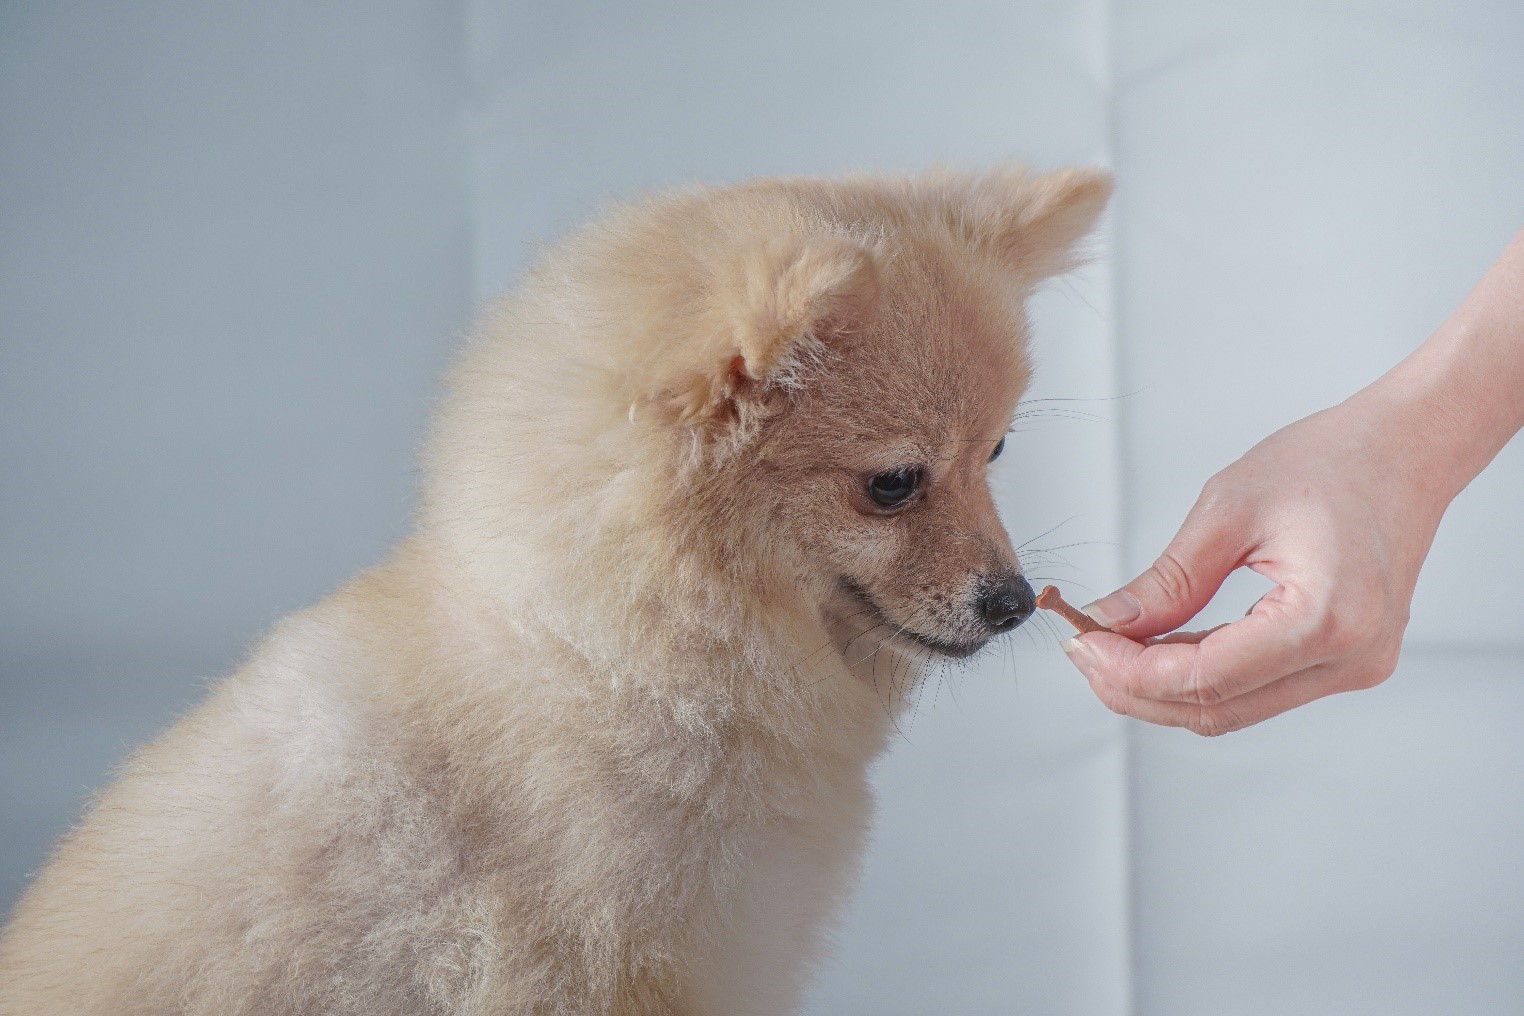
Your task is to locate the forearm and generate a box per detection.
[1356,229,1524,501]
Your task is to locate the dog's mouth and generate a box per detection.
[838,578,989,660]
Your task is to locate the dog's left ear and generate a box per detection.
[966,166,1113,281]
[667,235,879,425]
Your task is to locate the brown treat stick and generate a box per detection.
[1036,585,1110,636]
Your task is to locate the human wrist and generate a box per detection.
[1348,342,1486,507]
[1362,314,1521,504]
[1354,229,1524,502]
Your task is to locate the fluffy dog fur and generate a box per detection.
[0,166,1110,1015]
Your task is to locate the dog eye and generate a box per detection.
[989,437,1006,463]
[866,467,922,509]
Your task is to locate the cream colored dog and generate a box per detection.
[0,167,1109,1015]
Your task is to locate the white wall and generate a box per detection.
[1115,3,1524,1011]
[0,0,471,913]
[2,2,1520,1012]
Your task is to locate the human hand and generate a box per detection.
[1063,229,1524,734]
[1061,387,1458,735]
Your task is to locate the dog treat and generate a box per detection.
[1036,585,1110,636]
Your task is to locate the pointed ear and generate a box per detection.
[667,235,879,425]
[967,166,1113,280]
[725,235,879,382]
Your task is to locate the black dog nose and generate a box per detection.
[979,574,1036,631]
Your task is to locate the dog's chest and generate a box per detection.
[689,765,875,1015]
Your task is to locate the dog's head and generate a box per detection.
[426,167,1108,665]
[638,168,1110,659]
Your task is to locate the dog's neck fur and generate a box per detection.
[408,416,896,798]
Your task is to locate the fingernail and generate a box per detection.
[1060,637,1088,661]
[1082,591,1141,628]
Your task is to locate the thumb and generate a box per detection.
[1086,488,1248,638]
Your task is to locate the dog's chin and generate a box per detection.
[836,578,989,661]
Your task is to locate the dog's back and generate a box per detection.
[0,569,492,1013]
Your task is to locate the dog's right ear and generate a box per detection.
[658,235,880,428]
[954,165,1113,281]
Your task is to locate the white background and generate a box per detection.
[2,2,1521,1012]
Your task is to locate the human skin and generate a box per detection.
[1064,229,1524,735]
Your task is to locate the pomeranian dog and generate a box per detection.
[0,166,1109,1015]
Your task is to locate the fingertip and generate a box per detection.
[1060,634,1115,682]
[1062,630,1145,680]
[1081,590,1141,628]
[1081,629,1148,655]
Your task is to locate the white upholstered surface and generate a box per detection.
[2,2,1519,1012]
